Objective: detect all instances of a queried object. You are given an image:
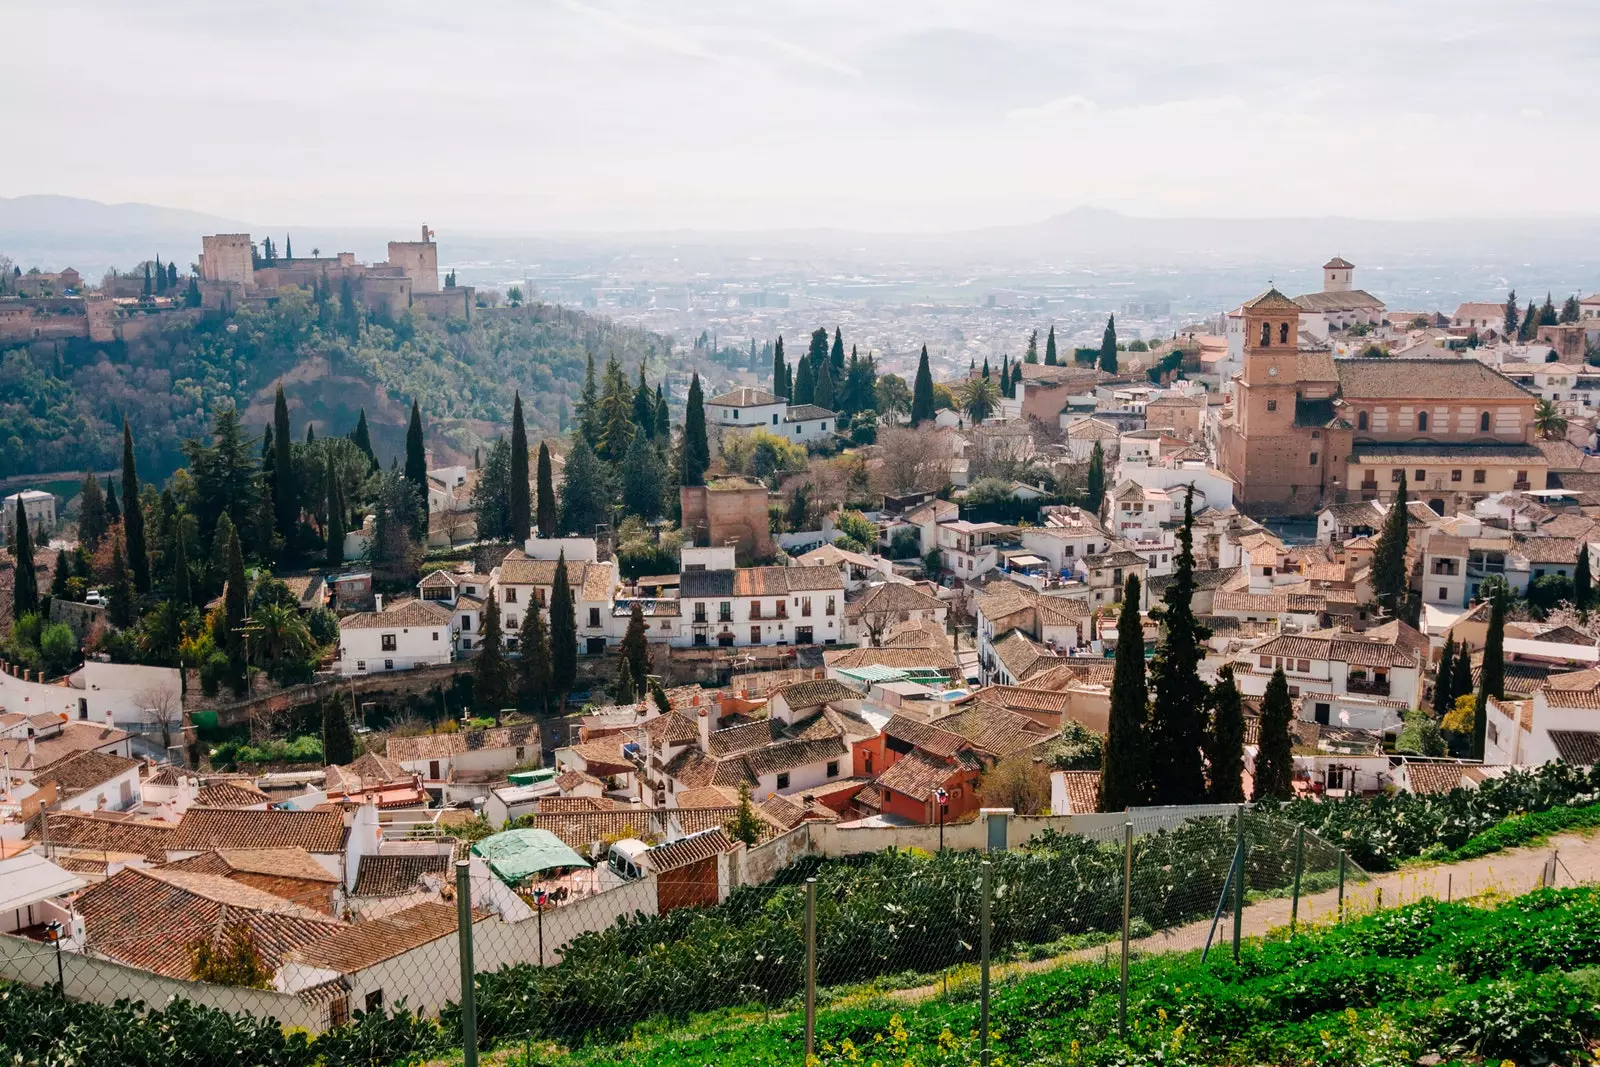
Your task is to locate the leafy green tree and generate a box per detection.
[517,598,552,716]
[1044,325,1058,366]
[189,923,272,989]
[509,392,531,542]
[184,407,259,546]
[960,376,1000,423]
[833,510,877,554]
[558,436,612,536]
[1099,315,1118,374]
[1395,709,1445,757]
[910,345,935,426]
[1043,720,1104,771]
[1519,298,1539,342]
[1084,441,1106,515]
[350,409,378,471]
[1024,329,1038,364]
[1434,636,1458,718]
[1100,575,1149,811]
[680,372,710,487]
[369,470,423,585]
[323,697,356,765]
[725,782,763,846]
[1253,667,1294,800]
[875,374,911,420]
[1147,486,1210,805]
[1205,664,1246,803]
[403,401,427,504]
[11,498,37,621]
[121,421,151,593]
[1504,289,1519,338]
[549,551,577,705]
[1372,473,1410,614]
[78,474,107,550]
[271,385,297,542]
[474,594,512,721]
[1540,292,1558,326]
[39,622,77,677]
[620,433,666,520]
[650,678,671,715]
[536,441,557,538]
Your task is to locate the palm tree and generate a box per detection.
[1534,399,1568,441]
[960,375,1001,424]
[250,602,313,668]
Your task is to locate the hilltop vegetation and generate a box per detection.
[0,292,666,479]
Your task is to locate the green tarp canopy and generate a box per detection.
[471,828,590,885]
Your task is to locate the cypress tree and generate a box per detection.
[1434,636,1457,718]
[339,274,360,341]
[576,353,602,449]
[104,478,120,524]
[1450,634,1476,705]
[650,678,671,715]
[1205,664,1246,803]
[305,424,315,445]
[121,420,150,593]
[209,512,236,601]
[1253,667,1294,800]
[793,356,815,405]
[981,357,990,380]
[1000,354,1011,398]
[620,601,650,689]
[1504,289,1519,340]
[653,387,669,442]
[1100,575,1149,811]
[1024,330,1038,364]
[830,327,845,378]
[1372,474,1410,614]
[632,365,655,438]
[1146,486,1211,805]
[107,539,134,628]
[351,409,378,471]
[614,660,636,704]
[910,345,935,426]
[172,524,192,608]
[51,547,70,600]
[814,358,835,410]
[536,441,556,538]
[223,521,248,693]
[620,432,666,520]
[1099,314,1118,374]
[1474,584,1507,758]
[11,498,37,620]
[549,551,578,706]
[325,451,345,567]
[1576,544,1592,610]
[1541,292,1558,326]
[1045,325,1058,366]
[323,698,355,766]
[185,276,201,307]
[517,597,552,716]
[559,436,612,536]
[404,401,427,499]
[1085,441,1106,516]
[272,385,296,542]
[142,263,152,298]
[680,372,710,487]
[509,392,531,543]
[474,594,512,721]
[772,336,787,397]
[79,473,108,550]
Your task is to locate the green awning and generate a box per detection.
[471,829,590,885]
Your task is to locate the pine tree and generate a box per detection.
[251,474,276,561]
[1434,636,1458,718]
[773,336,788,398]
[1146,486,1211,805]
[1205,664,1246,803]
[576,353,602,449]
[549,552,578,706]
[725,782,763,845]
[680,372,710,487]
[559,436,612,536]
[598,354,636,465]
[208,512,236,601]
[1253,667,1294,800]
[271,385,296,543]
[351,409,378,471]
[1474,584,1507,758]
[517,598,552,716]
[1562,294,1582,324]
[1520,298,1539,342]
[322,698,355,766]
[1505,290,1519,339]
[1372,475,1410,614]
[1024,330,1038,364]
[1085,441,1106,516]
[1541,292,1558,326]
[107,539,134,628]
[404,401,427,502]
[620,601,650,689]
[1045,325,1058,366]
[11,498,37,620]
[911,345,935,426]
[120,421,150,593]
[1099,315,1118,374]
[51,547,70,600]
[472,437,512,541]
[325,451,345,567]
[620,433,665,520]
[632,365,655,439]
[1100,575,1149,811]
[474,594,512,721]
[509,392,531,543]
[536,441,556,538]
[1576,544,1593,610]
[793,356,816,405]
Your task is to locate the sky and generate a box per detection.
[5,0,1597,232]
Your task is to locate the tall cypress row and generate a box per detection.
[121,420,150,593]
[1099,575,1149,811]
[509,392,531,543]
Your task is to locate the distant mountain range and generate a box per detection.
[6,194,1600,277]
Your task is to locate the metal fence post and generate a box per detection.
[804,877,817,1063]
[1337,850,1347,924]
[980,859,993,1067]
[454,861,478,1067]
[1289,824,1305,936]
[1119,821,1132,1038]
[1232,806,1246,960]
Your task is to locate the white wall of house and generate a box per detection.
[336,624,451,676]
[708,400,788,429]
[675,588,845,649]
[783,415,835,444]
[54,763,141,814]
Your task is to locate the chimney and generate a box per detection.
[374,594,384,612]
[696,707,710,752]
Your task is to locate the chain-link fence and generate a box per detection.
[0,808,1372,1067]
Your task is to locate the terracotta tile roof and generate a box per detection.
[743,736,847,777]
[732,565,842,596]
[289,901,476,973]
[30,810,174,862]
[75,867,339,979]
[565,740,634,775]
[169,808,346,854]
[1514,536,1583,564]
[580,563,617,603]
[339,598,453,629]
[519,810,656,852]
[1404,762,1470,796]
[165,847,339,883]
[642,712,700,745]
[552,770,607,793]
[536,795,624,812]
[1336,358,1531,401]
[193,779,271,808]
[992,630,1061,681]
[933,703,1055,758]
[709,386,782,407]
[1549,730,1600,765]
[674,786,740,809]
[1057,770,1101,813]
[351,853,450,897]
[0,723,130,774]
[774,679,858,710]
[982,685,1073,714]
[845,582,945,619]
[825,644,957,672]
[32,750,138,798]
[387,724,539,763]
[883,714,969,759]
[1211,590,1330,615]
[325,753,412,794]
[876,749,961,801]
[1249,621,1427,670]
[671,805,775,839]
[642,828,737,873]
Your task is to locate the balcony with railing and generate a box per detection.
[1345,673,1391,696]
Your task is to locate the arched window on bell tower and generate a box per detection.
[1279,322,1290,345]
[1260,322,1271,347]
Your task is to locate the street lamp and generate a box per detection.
[43,920,64,994]
[934,787,949,851]
[532,887,548,967]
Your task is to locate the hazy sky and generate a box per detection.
[6,0,1595,231]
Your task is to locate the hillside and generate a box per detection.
[0,298,671,482]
